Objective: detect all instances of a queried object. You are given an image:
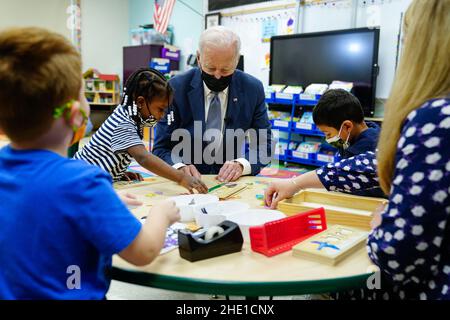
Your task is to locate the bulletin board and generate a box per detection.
[216,0,411,98]
[209,0,271,11]
[220,1,298,91]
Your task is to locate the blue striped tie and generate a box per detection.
[206,92,222,157]
[206,92,221,132]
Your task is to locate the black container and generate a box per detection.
[178,221,244,262]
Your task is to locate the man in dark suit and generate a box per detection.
[153,26,272,182]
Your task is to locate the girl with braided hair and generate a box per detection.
[75,68,208,194]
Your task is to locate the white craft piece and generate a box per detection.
[228,209,286,242]
[168,194,219,222]
[204,226,225,241]
[283,86,304,94]
[267,84,286,93]
[328,80,354,92]
[194,201,250,228]
[304,83,329,95]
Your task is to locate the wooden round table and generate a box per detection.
[111,175,376,297]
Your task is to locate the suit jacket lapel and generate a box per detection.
[188,68,206,131]
[225,73,242,130]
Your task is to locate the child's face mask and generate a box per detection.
[139,101,158,127]
[139,98,169,127]
[326,124,351,150]
[53,100,88,146]
[140,114,158,128]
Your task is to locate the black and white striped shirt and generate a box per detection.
[74,105,144,181]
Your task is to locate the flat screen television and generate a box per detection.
[270,27,380,116]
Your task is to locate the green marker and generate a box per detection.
[208,183,226,193]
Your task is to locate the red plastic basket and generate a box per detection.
[249,207,327,257]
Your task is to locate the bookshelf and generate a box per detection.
[267,93,384,167]
[267,93,340,167]
[83,68,120,107]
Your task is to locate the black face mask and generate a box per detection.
[201,69,233,92]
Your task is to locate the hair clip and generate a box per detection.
[167,110,174,125]
[132,101,138,116]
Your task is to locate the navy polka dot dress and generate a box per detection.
[316,98,450,300]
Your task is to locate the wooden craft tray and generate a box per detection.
[292,225,369,265]
[278,190,387,230]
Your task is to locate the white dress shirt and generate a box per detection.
[173,83,251,175]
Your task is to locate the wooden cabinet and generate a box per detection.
[123,44,180,84]
[83,68,120,107]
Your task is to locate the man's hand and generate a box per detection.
[178,164,202,179]
[217,161,244,182]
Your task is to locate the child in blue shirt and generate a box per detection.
[0,27,180,299]
[312,89,380,160]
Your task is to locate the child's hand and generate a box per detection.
[264,180,300,209]
[178,165,202,179]
[370,203,386,230]
[179,174,209,194]
[149,200,181,225]
[122,171,144,181]
[118,192,143,208]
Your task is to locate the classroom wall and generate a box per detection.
[128,0,204,71]
[81,0,129,78]
[356,0,411,99]
[0,0,130,82]
[206,0,412,99]
[213,0,296,94]
[0,0,71,38]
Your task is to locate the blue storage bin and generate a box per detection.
[315,146,341,165]
[149,58,170,73]
[274,92,298,104]
[290,149,315,162]
[270,119,291,131]
[297,93,322,106]
[274,153,286,162]
[274,139,289,158]
[291,111,324,137]
[291,122,325,137]
[265,91,275,103]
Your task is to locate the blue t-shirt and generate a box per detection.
[0,146,142,299]
[340,121,380,159]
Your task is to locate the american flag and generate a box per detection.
[153,0,176,34]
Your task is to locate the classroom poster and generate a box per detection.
[284,16,295,35]
[261,19,278,43]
